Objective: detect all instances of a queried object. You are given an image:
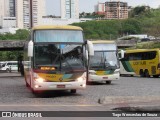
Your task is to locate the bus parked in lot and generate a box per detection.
[23,25,94,94]
[119,49,160,77]
[88,40,120,84]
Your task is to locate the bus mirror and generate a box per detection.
[120,50,124,59]
[87,40,94,56]
[86,50,88,60]
[28,40,33,57]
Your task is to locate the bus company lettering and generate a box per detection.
[46,75,57,78]
[133,61,146,65]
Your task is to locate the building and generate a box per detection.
[94,2,105,15]
[2,17,16,28]
[0,0,16,26]
[0,0,10,26]
[16,0,46,28]
[1,0,45,29]
[61,0,79,19]
[9,0,16,17]
[105,1,128,19]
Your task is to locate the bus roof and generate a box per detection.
[125,49,160,53]
[32,25,83,31]
[91,40,116,44]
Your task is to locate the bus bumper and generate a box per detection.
[32,81,86,91]
[89,73,120,82]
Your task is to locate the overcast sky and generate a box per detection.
[46,0,160,15]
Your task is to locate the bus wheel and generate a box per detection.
[70,89,76,94]
[153,75,159,78]
[144,69,150,77]
[32,89,40,95]
[139,69,144,77]
[106,81,111,84]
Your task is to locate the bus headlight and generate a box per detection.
[76,77,85,82]
[35,77,44,83]
[33,73,45,83]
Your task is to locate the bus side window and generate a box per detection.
[149,51,156,59]
[124,53,129,61]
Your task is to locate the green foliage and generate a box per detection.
[0,29,29,61]
[72,19,142,40]
[129,6,148,17]
[79,12,105,18]
[0,51,23,61]
[121,19,142,34]
[136,42,160,49]
[0,29,29,40]
[15,29,30,40]
[73,7,160,40]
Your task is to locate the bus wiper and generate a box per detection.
[61,55,73,71]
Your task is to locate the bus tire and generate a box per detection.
[32,89,41,95]
[106,81,111,84]
[139,69,144,77]
[71,89,76,94]
[144,69,150,77]
[153,75,159,78]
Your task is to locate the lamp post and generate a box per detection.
[30,0,33,28]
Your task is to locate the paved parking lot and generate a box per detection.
[0,72,160,110]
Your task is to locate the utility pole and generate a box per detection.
[30,0,33,28]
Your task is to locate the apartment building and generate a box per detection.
[61,0,79,19]
[105,1,128,19]
[9,0,16,17]
[94,2,105,15]
[16,0,46,28]
[0,0,10,26]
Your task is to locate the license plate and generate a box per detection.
[103,77,108,79]
[57,85,65,88]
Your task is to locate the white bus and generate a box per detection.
[23,25,94,94]
[88,40,120,84]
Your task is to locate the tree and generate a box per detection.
[129,6,149,17]
[0,29,29,61]
[121,19,142,35]
[15,29,30,40]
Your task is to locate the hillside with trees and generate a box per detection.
[73,6,160,40]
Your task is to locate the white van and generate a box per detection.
[0,61,18,72]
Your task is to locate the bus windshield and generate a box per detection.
[90,51,119,70]
[34,43,85,71]
[34,30,83,43]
